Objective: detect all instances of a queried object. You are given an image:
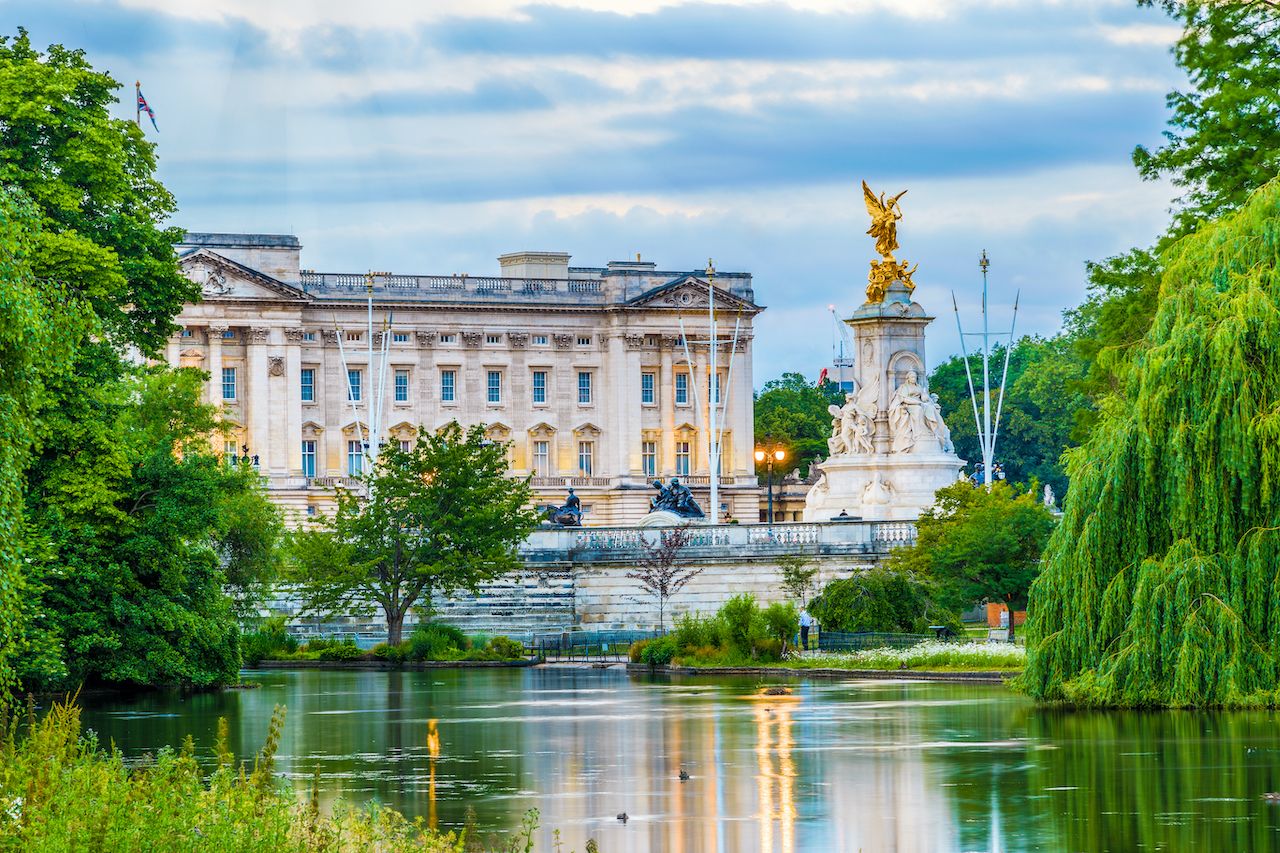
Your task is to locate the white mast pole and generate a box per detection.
[980,251,992,487]
[707,259,718,525]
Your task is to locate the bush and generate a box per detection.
[629,638,652,663]
[240,616,298,665]
[407,622,468,661]
[761,602,799,650]
[484,636,525,660]
[673,612,725,650]
[809,567,962,635]
[753,638,784,662]
[639,635,677,665]
[720,594,762,655]
[317,640,363,661]
[372,642,409,663]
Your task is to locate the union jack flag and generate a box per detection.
[136,83,158,131]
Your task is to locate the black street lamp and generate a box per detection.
[754,446,787,524]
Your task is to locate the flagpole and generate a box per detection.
[135,81,140,128]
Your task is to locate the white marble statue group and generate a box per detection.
[827,369,954,457]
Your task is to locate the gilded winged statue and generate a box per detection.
[862,180,907,259]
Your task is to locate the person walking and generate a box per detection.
[799,608,816,652]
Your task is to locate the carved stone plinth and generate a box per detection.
[803,452,962,522]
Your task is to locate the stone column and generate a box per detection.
[206,325,228,407]
[607,332,628,481]
[246,327,271,470]
[284,328,305,474]
[322,330,344,475]
[165,335,181,368]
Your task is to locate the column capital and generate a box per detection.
[247,326,271,344]
[207,323,230,336]
[284,327,307,343]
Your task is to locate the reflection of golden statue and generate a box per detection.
[862,180,906,259]
[861,180,916,303]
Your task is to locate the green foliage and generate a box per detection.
[890,482,1056,621]
[753,372,843,473]
[809,566,961,635]
[672,612,726,650]
[240,617,299,666]
[372,642,409,663]
[928,335,1089,497]
[317,640,363,662]
[289,423,541,646]
[407,623,469,661]
[777,555,819,605]
[21,370,282,691]
[1021,179,1280,708]
[638,635,677,665]
[760,602,799,649]
[719,594,761,654]
[0,699,469,851]
[481,636,525,661]
[1133,1,1280,241]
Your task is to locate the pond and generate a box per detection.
[79,666,1280,852]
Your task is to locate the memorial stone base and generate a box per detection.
[802,452,963,522]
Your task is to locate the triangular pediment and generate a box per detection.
[626,276,758,312]
[180,250,310,303]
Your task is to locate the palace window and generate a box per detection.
[303,331,316,342]
[301,440,316,478]
[486,334,502,344]
[222,329,235,339]
[675,441,691,476]
[533,335,548,346]
[642,441,657,477]
[347,369,362,402]
[399,439,412,453]
[347,440,363,476]
[578,441,594,476]
[713,372,722,404]
[487,370,502,403]
[223,439,238,464]
[440,369,456,402]
[577,371,592,405]
[641,372,655,405]
[180,328,193,338]
[393,332,410,343]
[439,334,456,344]
[394,369,409,402]
[300,368,315,402]
[532,370,547,404]
[577,335,592,346]
[533,440,550,474]
[221,367,237,401]
[345,332,362,342]
[675,373,689,405]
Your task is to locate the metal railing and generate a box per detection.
[528,629,662,662]
[816,631,932,652]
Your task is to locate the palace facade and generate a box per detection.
[166,233,763,525]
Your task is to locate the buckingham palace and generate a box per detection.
[164,233,764,525]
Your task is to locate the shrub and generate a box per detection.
[629,638,652,663]
[720,594,762,655]
[673,612,724,651]
[240,616,298,665]
[372,642,409,663]
[809,567,962,635]
[484,636,525,660]
[302,637,337,653]
[640,635,677,665]
[753,638,784,662]
[407,623,468,661]
[761,602,799,652]
[317,640,363,661]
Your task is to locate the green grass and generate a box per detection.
[674,641,1025,672]
[0,698,567,852]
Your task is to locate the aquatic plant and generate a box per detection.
[1021,179,1280,707]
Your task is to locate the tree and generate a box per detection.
[1022,179,1280,708]
[1133,1,1280,241]
[889,481,1055,640]
[21,369,282,690]
[928,336,1089,497]
[625,525,700,631]
[753,372,844,474]
[807,566,959,635]
[290,423,541,645]
[777,555,818,606]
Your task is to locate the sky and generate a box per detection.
[12,0,1184,383]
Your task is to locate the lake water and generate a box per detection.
[78,666,1280,852]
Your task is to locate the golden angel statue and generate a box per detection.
[862,180,907,259]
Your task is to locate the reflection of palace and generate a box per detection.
[167,233,762,524]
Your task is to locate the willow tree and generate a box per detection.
[1020,180,1280,708]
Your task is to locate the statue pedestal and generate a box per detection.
[803,451,963,521]
[639,510,688,528]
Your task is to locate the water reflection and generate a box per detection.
[75,669,1280,852]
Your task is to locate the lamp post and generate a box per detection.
[754,446,787,524]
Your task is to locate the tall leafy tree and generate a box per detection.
[754,372,843,474]
[888,481,1056,639]
[1022,179,1280,707]
[290,424,541,645]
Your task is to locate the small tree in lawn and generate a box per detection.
[778,555,819,606]
[289,422,541,645]
[626,525,700,632]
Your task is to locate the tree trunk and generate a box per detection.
[387,609,405,646]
